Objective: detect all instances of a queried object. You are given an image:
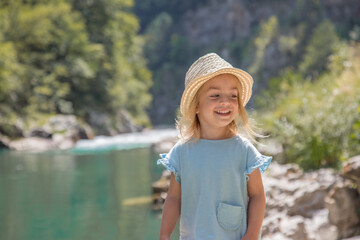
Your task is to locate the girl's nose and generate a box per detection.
[219,95,230,103]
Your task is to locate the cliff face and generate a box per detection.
[182,0,278,47]
[140,0,360,125]
[182,0,359,47]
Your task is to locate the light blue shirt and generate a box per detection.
[158,135,272,240]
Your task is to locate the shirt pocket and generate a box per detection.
[216,202,244,231]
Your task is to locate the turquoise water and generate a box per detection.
[0,147,179,240]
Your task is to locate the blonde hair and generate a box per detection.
[176,75,266,143]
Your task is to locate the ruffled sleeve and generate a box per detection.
[157,143,181,184]
[243,139,272,181]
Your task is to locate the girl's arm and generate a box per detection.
[242,168,266,240]
[159,172,181,240]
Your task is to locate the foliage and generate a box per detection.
[255,43,360,170]
[133,0,210,31]
[0,0,152,135]
[144,12,173,70]
[249,16,279,76]
[299,20,340,78]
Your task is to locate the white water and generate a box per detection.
[74,128,178,151]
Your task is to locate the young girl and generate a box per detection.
[158,53,272,240]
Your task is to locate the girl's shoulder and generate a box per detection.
[166,138,186,154]
[232,134,253,147]
[172,135,255,151]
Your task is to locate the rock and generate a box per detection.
[87,110,139,136]
[325,179,360,239]
[342,155,360,194]
[304,209,338,240]
[9,137,57,151]
[29,127,52,139]
[263,161,303,180]
[342,236,360,240]
[0,134,10,149]
[279,215,309,240]
[45,115,92,138]
[261,162,345,239]
[9,115,93,151]
[263,163,338,218]
[152,139,178,154]
[152,174,170,194]
[288,183,328,218]
[65,126,90,142]
[262,232,291,240]
[116,110,141,133]
[287,169,338,218]
[262,209,285,235]
[0,140,9,149]
[257,138,284,160]
[0,121,24,138]
[52,134,76,150]
[152,170,172,210]
[46,114,93,141]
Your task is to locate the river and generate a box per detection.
[0,129,180,240]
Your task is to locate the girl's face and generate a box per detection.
[196,74,239,139]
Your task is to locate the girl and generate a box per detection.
[158,53,272,240]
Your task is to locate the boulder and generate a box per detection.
[29,127,52,139]
[152,139,178,154]
[288,183,328,218]
[152,173,170,194]
[304,209,338,240]
[263,161,303,180]
[87,110,139,136]
[0,121,24,138]
[9,115,94,151]
[262,209,285,236]
[262,232,291,240]
[342,155,360,194]
[263,163,338,218]
[342,236,360,240]
[152,170,172,210]
[0,134,10,149]
[9,137,57,151]
[279,215,309,240]
[260,162,344,239]
[45,115,92,138]
[287,168,337,218]
[325,179,360,239]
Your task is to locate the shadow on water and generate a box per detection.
[0,147,179,240]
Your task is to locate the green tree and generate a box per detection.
[249,16,279,76]
[71,0,152,125]
[299,20,340,78]
[0,0,152,135]
[256,43,360,170]
[1,0,104,116]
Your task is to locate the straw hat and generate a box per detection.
[180,53,253,114]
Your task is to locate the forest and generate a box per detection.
[0,0,359,169]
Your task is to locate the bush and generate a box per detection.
[255,43,360,170]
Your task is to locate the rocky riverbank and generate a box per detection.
[0,111,147,152]
[0,116,179,152]
[0,115,94,151]
[152,146,360,240]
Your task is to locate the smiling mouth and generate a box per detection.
[215,110,231,116]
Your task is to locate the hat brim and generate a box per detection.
[180,68,253,114]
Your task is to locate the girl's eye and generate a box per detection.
[210,94,220,98]
[231,95,238,98]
